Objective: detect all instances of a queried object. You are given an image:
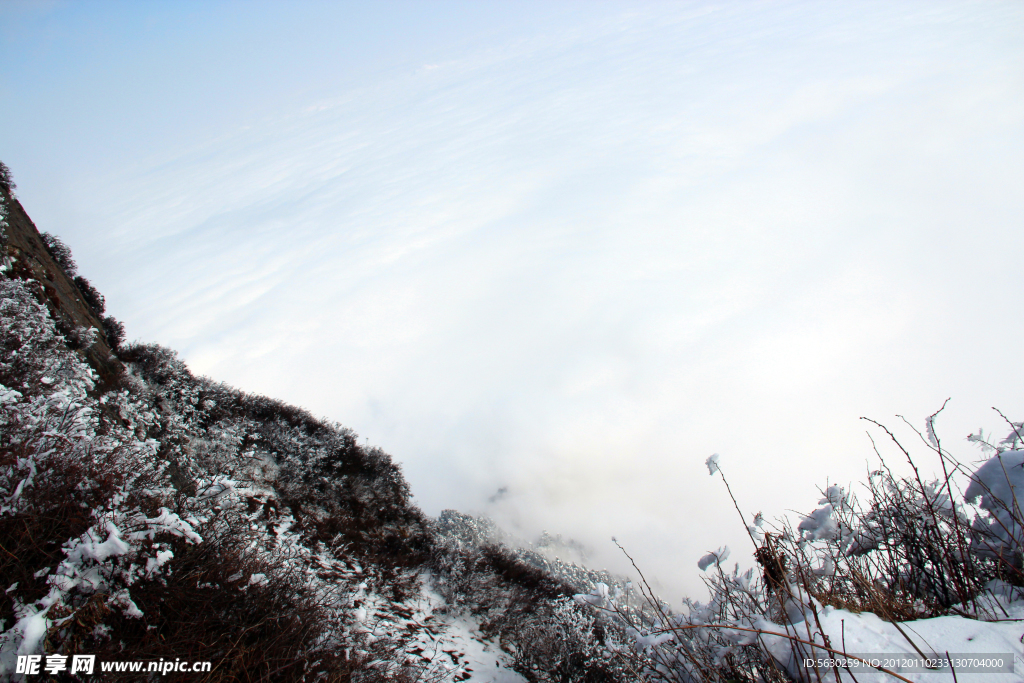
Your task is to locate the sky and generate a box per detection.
[2,0,1023,599]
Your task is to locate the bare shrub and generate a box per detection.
[572,407,1024,683]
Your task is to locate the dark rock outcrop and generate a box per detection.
[0,187,123,386]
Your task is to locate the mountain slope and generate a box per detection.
[0,178,628,682]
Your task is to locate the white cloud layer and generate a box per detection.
[3,1,1023,597]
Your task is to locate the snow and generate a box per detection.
[144,549,174,577]
[108,590,144,619]
[966,451,1024,510]
[697,545,730,571]
[797,503,840,541]
[64,521,130,564]
[14,610,49,656]
[965,450,1024,557]
[340,569,530,681]
[756,604,1024,682]
[246,573,268,587]
[415,577,529,683]
[130,507,203,543]
[574,582,610,608]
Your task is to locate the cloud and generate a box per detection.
[9,0,1024,598]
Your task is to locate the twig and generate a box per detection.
[716,466,759,550]
[840,619,861,683]
[993,407,1024,449]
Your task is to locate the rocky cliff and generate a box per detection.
[0,186,123,386]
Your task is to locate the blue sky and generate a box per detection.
[2,1,1023,597]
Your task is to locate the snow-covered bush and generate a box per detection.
[428,529,636,682]
[0,277,175,671]
[964,432,1024,572]
[0,275,431,680]
[572,411,1024,683]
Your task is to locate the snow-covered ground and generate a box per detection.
[759,601,1024,682]
[351,571,527,682]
